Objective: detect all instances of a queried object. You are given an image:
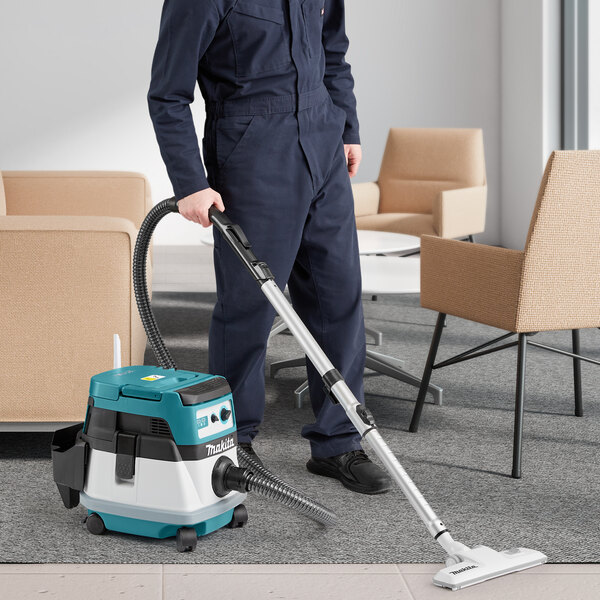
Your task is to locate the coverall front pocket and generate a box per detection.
[228,1,291,77]
[215,115,258,171]
[301,0,325,58]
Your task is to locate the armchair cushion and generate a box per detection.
[420,236,524,332]
[356,212,436,237]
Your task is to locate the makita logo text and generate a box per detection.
[449,565,478,575]
[206,436,235,456]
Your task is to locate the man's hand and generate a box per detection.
[344,144,362,178]
[177,187,225,227]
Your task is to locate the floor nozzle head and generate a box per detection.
[434,545,548,590]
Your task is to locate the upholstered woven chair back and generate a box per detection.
[517,150,600,331]
[377,128,486,214]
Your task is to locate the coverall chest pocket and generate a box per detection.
[301,0,325,58]
[228,1,291,77]
[215,115,258,171]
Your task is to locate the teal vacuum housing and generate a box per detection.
[52,365,248,549]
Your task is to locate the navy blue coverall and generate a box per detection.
[148,0,366,458]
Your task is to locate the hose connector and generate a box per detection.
[212,456,250,497]
[166,196,179,213]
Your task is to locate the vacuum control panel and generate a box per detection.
[196,400,234,439]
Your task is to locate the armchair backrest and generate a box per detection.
[378,128,486,214]
[517,150,600,331]
[2,171,152,229]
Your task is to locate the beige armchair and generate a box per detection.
[409,150,600,478]
[0,171,152,424]
[353,128,487,239]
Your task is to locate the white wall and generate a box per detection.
[500,0,561,250]
[0,0,501,245]
[347,0,501,244]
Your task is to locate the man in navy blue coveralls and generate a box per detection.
[148,0,390,494]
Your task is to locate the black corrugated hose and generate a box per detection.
[237,446,337,526]
[132,197,337,527]
[133,198,179,370]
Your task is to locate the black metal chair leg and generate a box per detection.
[467,235,474,243]
[572,329,583,417]
[512,333,528,479]
[409,313,446,433]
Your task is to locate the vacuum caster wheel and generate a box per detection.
[228,504,248,529]
[176,527,197,552]
[86,513,106,535]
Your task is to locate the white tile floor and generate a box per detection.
[1,564,599,599]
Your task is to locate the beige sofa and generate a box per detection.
[0,171,152,423]
[353,128,487,239]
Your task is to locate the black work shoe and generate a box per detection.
[238,442,264,468]
[307,450,392,495]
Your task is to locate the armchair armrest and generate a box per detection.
[432,185,487,239]
[420,235,524,331]
[352,182,380,217]
[2,171,152,230]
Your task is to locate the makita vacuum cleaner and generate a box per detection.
[51,198,335,553]
[53,199,547,589]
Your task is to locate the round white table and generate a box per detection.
[357,230,420,256]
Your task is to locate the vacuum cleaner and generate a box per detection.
[53,197,547,589]
[51,200,336,553]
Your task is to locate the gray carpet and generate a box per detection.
[1,293,599,564]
